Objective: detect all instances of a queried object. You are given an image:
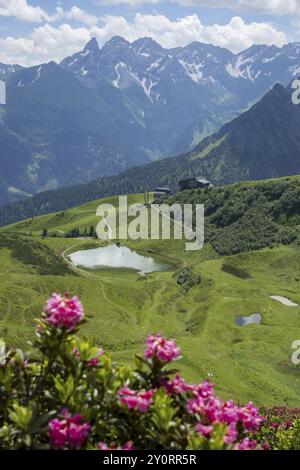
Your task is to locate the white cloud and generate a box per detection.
[0,13,288,66]
[0,1,98,25]
[204,16,287,51]
[0,0,53,22]
[93,0,160,5]
[0,0,299,25]
[93,0,300,15]
[0,23,91,65]
[175,0,300,16]
[57,6,98,26]
[90,13,287,51]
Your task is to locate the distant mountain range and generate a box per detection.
[0,37,300,204]
[1,82,299,227]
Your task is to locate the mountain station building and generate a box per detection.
[179,177,213,191]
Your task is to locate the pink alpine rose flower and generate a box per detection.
[49,418,68,449]
[49,409,90,449]
[119,387,154,413]
[237,402,264,431]
[224,423,238,445]
[88,349,104,367]
[194,381,214,399]
[144,334,181,363]
[236,438,258,451]
[99,441,134,450]
[68,419,90,449]
[164,374,195,395]
[187,381,264,449]
[44,292,84,331]
[196,423,214,437]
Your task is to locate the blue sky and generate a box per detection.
[0,0,299,65]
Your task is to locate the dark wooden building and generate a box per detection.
[154,187,172,200]
[178,177,213,192]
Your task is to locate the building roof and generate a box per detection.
[195,177,211,185]
[179,177,211,184]
[155,187,171,192]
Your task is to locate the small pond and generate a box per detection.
[235,313,262,327]
[69,244,172,275]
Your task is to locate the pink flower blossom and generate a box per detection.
[99,441,134,450]
[222,401,239,425]
[119,387,154,413]
[164,375,194,395]
[194,381,214,399]
[237,402,264,431]
[144,334,181,363]
[88,349,104,367]
[188,381,264,448]
[44,293,84,331]
[262,443,271,450]
[224,423,238,445]
[187,396,205,415]
[68,420,90,449]
[49,409,90,449]
[49,418,68,449]
[236,438,258,451]
[196,424,214,437]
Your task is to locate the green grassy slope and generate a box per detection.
[4,194,145,236]
[1,180,300,406]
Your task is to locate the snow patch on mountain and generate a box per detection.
[80,50,90,58]
[112,62,128,89]
[290,64,300,76]
[18,66,42,87]
[262,53,281,63]
[226,54,261,82]
[0,64,19,75]
[80,66,88,76]
[147,58,164,71]
[131,72,158,102]
[226,55,252,79]
[178,59,204,83]
[112,62,158,101]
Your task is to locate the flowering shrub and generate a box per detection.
[0,293,268,450]
[144,334,181,363]
[255,407,300,450]
[44,292,84,331]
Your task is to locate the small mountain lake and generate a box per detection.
[69,244,172,275]
[235,314,262,327]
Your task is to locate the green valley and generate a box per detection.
[1,177,300,407]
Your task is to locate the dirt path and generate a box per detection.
[62,241,99,279]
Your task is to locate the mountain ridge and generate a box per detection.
[1,36,300,205]
[0,82,299,227]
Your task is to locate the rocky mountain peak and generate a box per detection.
[84,37,100,52]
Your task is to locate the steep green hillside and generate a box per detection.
[1,178,300,406]
[165,175,300,255]
[188,83,300,183]
[1,83,299,227]
[0,62,152,204]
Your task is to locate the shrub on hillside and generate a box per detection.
[175,267,201,294]
[0,293,265,450]
[255,407,300,450]
[164,178,300,256]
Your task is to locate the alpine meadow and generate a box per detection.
[1,0,300,456]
